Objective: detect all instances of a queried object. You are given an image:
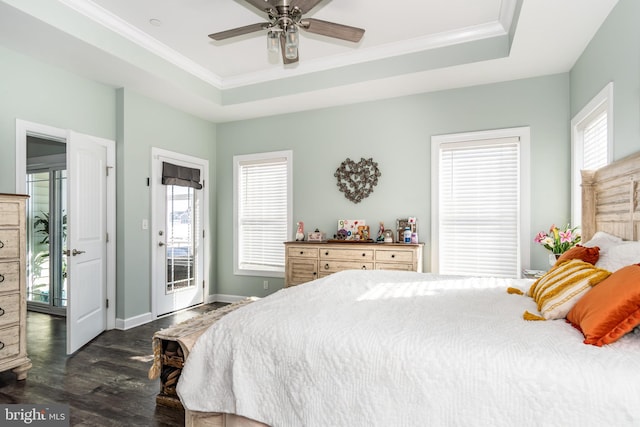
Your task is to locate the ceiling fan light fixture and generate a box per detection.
[267,30,279,53]
[284,44,298,60]
[208,0,365,65]
[285,24,299,50]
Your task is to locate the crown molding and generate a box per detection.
[222,20,507,89]
[58,0,515,91]
[499,0,519,32]
[58,0,223,87]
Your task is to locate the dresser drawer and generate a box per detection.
[286,258,318,287]
[0,230,19,259]
[0,201,21,227]
[0,325,20,361]
[0,262,20,294]
[320,248,374,261]
[287,246,319,259]
[375,262,415,271]
[0,293,19,328]
[320,260,374,273]
[375,249,415,263]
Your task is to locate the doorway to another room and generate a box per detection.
[26,137,68,316]
[16,119,116,354]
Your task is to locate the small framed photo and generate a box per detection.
[396,218,409,242]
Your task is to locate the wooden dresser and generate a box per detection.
[0,194,32,380]
[284,241,424,287]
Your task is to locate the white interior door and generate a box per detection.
[66,131,109,354]
[153,151,206,316]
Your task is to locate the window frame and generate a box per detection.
[233,150,293,278]
[571,82,613,226]
[431,127,531,276]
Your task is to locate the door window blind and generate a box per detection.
[237,156,289,273]
[438,137,520,278]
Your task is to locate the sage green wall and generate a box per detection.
[217,73,570,297]
[0,45,116,192]
[570,0,640,161]
[0,45,217,322]
[116,89,217,319]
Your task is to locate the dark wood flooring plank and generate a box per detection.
[0,303,227,426]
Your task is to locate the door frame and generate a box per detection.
[150,147,209,318]
[15,119,116,331]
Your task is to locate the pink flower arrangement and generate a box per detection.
[534,224,581,255]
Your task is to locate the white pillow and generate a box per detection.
[595,241,640,272]
[582,231,623,252]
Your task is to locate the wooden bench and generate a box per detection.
[149,298,258,408]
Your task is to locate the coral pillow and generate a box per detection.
[526,259,611,320]
[554,245,600,267]
[567,263,640,346]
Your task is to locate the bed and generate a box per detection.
[177,151,640,427]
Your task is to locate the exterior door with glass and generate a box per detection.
[153,150,206,316]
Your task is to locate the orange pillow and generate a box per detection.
[555,245,600,267]
[566,263,640,346]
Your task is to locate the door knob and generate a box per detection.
[72,249,85,256]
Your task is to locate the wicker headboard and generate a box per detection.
[582,151,640,242]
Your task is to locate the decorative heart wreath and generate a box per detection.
[334,157,381,203]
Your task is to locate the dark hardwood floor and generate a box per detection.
[0,303,227,426]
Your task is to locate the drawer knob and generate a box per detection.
[0,308,4,316]
[361,253,365,257]
[0,240,4,249]
[325,251,329,256]
[324,264,330,270]
[299,251,304,255]
[0,341,4,350]
[391,254,395,258]
[0,274,4,283]
[361,265,367,270]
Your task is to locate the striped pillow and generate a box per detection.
[527,259,611,320]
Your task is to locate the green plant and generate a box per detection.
[33,211,67,244]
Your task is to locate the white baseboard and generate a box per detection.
[210,294,248,304]
[116,311,153,330]
[115,295,248,330]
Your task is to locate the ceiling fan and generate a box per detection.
[208,0,365,64]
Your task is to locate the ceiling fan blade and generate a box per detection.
[300,18,365,43]
[242,0,278,13]
[289,0,324,14]
[208,23,268,41]
[279,33,299,64]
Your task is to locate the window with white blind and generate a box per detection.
[233,151,292,277]
[431,128,530,278]
[571,82,613,225]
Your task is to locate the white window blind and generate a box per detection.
[438,137,520,278]
[235,152,291,276]
[582,110,608,170]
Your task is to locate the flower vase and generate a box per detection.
[548,253,561,266]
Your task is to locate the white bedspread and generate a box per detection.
[177,270,640,427]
